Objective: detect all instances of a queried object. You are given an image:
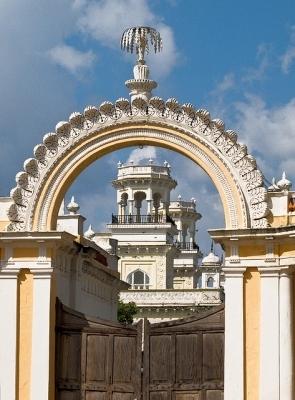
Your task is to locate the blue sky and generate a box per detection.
[1,0,295,252]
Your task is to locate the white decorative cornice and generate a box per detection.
[120,289,222,306]
[6,96,268,232]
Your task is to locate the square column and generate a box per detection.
[223,268,245,400]
[259,268,280,400]
[279,268,294,399]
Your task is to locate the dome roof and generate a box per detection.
[202,252,220,265]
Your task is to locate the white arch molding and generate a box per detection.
[7,96,269,232]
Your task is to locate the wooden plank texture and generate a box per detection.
[56,301,224,400]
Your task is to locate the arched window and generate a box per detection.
[207,276,214,288]
[127,269,150,289]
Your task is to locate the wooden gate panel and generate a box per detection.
[86,335,109,385]
[150,335,173,384]
[202,333,224,384]
[58,333,81,383]
[85,392,108,400]
[56,301,142,400]
[175,334,201,384]
[174,393,201,400]
[143,306,224,400]
[205,390,223,400]
[56,302,223,400]
[112,336,136,386]
[149,391,169,400]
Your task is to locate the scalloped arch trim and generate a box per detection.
[7,96,269,231]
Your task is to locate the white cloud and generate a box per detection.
[147,24,179,78]
[48,44,95,74]
[234,95,295,179]
[281,25,295,74]
[208,73,235,118]
[78,0,179,77]
[78,0,154,46]
[0,0,79,190]
[243,43,270,82]
[214,73,235,94]
[127,146,157,164]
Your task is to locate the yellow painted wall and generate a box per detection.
[279,244,295,257]
[17,269,33,400]
[244,268,260,400]
[239,245,265,258]
[46,247,53,258]
[0,220,8,231]
[13,248,38,259]
[270,215,288,227]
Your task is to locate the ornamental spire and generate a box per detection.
[121,27,163,101]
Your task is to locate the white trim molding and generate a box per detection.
[223,267,245,400]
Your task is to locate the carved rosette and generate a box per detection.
[6,96,269,231]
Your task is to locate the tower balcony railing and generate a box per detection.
[111,213,176,225]
[174,241,200,251]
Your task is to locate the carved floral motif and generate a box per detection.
[120,289,222,306]
[6,96,269,231]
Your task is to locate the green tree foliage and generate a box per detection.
[117,301,138,325]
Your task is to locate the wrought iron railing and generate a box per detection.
[111,213,176,225]
[175,241,199,251]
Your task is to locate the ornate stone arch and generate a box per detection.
[7,96,268,232]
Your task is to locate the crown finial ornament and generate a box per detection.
[121,27,163,101]
[66,196,80,215]
[84,224,95,240]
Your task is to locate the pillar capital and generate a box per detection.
[31,267,53,279]
[0,268,20,278]
[258,266,283,277]
[223,267,246,278]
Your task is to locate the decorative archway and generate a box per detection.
[4,26,295,400]
[7,96,268,232]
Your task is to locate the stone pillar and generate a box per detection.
[177,221,182,243]
[30,268,53,400]
[259,268,280,400]
[188,223,195,248]
[279,268,293,399]
[147,199,152,214]
[182,226,187,246]
[223,268,245,400]
[147,188,152,214]
[0,269,18,400]
[128,199,134,215]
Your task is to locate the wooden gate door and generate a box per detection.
[143,306,224,400]
[55,301,142,400]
